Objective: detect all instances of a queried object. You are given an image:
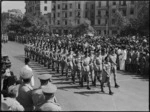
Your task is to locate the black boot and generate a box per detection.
[115,84,120,88]
[101,84,105,93]
[109,91,114,95]
[87,86,91,90]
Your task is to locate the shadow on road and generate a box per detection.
[117,71,149,81]
[74,91,108,96]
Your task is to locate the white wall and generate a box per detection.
[40,1,51,15]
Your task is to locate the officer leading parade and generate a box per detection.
[1,1,149,111]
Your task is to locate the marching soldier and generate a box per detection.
[101,56,114,95]
[60,47,68,76]
[93,49,103,87]
[81,51,91,89]
[89,49,95,86]
[66,49,74,81]
[72,51,82,84]
[109,48,120,88]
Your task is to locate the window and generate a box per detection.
[113,1,116,5]
[112,9,116,13]
[98,10,101,16]
[44,6,47,11]
[106,1,109,6]
[70,4,72,9]
[65,4,68,9]
[112,19,115,25]
[123,1,126,6]
[57,20,60,25]
[53,13,55,18]
[91,4,94,9]
[58,4,60,9]
[44,0,47,4]
[65,20,67,25]
[104,30,106,34]
[57,12,60,17]
[106,11,109,16]
[77,20,80,24]
[86,4,88,9]
[65,12,67,18]
[131,1,134,4]
[130,8,134,15]
[78,3,80,9]
[98,19,100,25]
[77,12,80,17]
[70,12,72,17]
[85,11,88,18]
[122,9,126,16]
[99,2,101,7]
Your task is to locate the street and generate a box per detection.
[2,41,149,111]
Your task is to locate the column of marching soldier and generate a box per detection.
[24,34,121,96]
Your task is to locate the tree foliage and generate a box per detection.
[73,18,96,37]
[114,1,149,36]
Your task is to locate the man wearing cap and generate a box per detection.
[35,83,62,111]
[17,61,34,111]
[1,85,24,111]
[32,74,54,110]
[20,58,34,87]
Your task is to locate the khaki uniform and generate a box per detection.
[16,84,34,111]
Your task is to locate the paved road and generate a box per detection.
[2,41,149,111]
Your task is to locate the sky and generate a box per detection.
[2,1,25,13]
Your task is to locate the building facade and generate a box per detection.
[51,1,96,34]
[25,1,51,16]
[94,1,138,36]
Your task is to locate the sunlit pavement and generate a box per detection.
[2,41,149,111]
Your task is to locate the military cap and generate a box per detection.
[41,83,57,93]
[38,74,52,80]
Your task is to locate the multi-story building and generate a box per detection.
[94,1,138,36]
[25,1,51,16]
[51,1,96,34]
